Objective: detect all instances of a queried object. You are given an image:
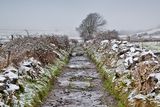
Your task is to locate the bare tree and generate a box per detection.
[77,13,106,41]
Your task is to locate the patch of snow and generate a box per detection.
[0,102,9,107]
[133,94,147,100]
[0,75,6,82]
[50,43,56,47]
[126,43,134,47]
[155,94,160,101]
[111,39,117,44]
[3,66,18,73]
[147,92,155,98]
[141,50,156,58]
[143,60,158,65]
[122,41,128,44]
[101,40,109,45]
[112,44,118,52]
[133,57,139,61]
[23,60,32,67]
[4,71,18,80]
[123,79,131,86]
[0,83,5,86]
[72,52,77,56]
[119,54,124,58]
[86,40,93,43]
[154,61,159,64]
[0,102,4,105]
[3,90,9,95]
[130,47,136,53]
[29,57,41,65]
[128,89,137,99]
[19,66,31,75]
[124,56,133,67]
[7,84,19,91]
[128,51,140,58]
[148,73,160,81]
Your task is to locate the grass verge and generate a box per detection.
[86,50,127,107]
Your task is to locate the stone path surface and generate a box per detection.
[41,46,117,107]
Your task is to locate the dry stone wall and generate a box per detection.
[85,39,160,107]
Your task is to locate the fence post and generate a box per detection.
[11,35,14,40]
[7,51,11,66]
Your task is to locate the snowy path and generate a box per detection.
[41,46,117,107]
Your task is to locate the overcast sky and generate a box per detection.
[0,0,160,36]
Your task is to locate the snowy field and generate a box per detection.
[133,42,160,52]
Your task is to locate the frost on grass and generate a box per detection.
[0,35,71,107]
[85,38,160,106]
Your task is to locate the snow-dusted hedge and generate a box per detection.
[0,36,71,107]
[0,56,69,107]
[85,39,160,107]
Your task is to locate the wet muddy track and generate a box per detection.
[41,46,117,107]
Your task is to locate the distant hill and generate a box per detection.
[119,26,160,41]
[118,30,140,35]
[133,27,160,36]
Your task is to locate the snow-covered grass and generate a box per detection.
[140,42,160,52]
[0,55,69,107]
[18,58,67,107]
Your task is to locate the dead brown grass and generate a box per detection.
[0,35,70,69]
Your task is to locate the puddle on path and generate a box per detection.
[41,47,117,107]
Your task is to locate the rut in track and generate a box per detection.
[41,46,118,107]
